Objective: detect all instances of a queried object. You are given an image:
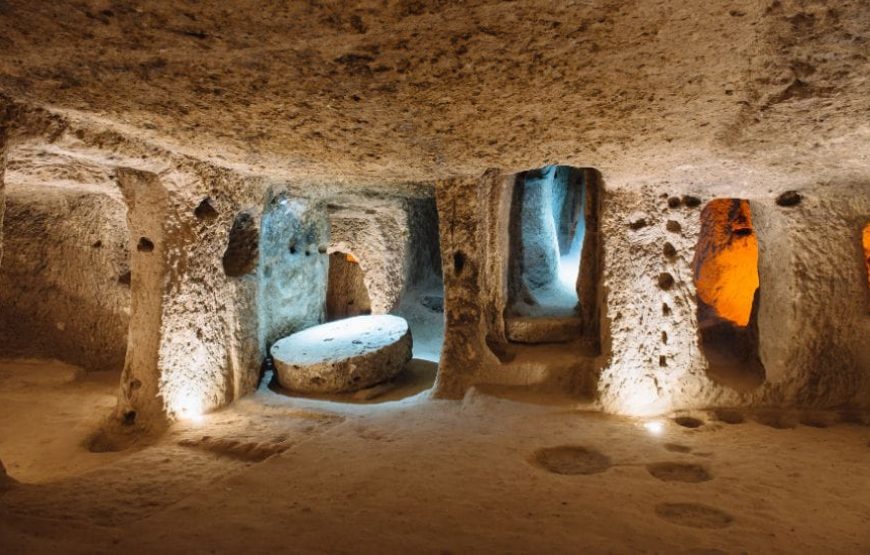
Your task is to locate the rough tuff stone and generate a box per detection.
[657,272,675,290]
[271,315,412,393]
[682,195,702,208]
[0,186,130,372]
[222,212,258,277]
[328,196,421,314]
[516,167,563,288]
[628,217,648,230]
[326,252,372,321]
[505,316,584,344]
[259,195,328,348]
[776,190,802,207]
[3,0,868,192]
[112,167,264,425]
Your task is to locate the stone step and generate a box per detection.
[505,316,585,344]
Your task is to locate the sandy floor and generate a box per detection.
[1,360,869,554]
[0,359,126,482]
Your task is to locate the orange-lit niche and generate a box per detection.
[863,223,870,308]
[693,199,759,327]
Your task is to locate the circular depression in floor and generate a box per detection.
[531,445,612,475]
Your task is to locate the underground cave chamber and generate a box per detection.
[3,7,870,551]
[693,198,765,391]
[0,154,866,418]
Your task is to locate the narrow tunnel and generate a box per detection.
[508,165,585,319]
[504,166,601,347]
[693,198,765,390]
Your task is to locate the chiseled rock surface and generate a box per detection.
[0,184,131,372]
[271,315,412,393]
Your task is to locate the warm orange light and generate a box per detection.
[863,223,870,304]
[346,253,359,264]
[693,199,759,327]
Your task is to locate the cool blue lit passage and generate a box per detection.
[513,165,586,318]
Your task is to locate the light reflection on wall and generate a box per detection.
[158,325,219,423]
[173,391,204,423]
[613,377,672,417]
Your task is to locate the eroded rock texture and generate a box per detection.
[0,1,867,189]
[258,194,328,350]
[113,166,267,424]
[0,184,130,372]
[597,184,870,414]
[326,252,372,321]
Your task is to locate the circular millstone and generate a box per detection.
[270,315,413,393]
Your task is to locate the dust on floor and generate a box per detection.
[1,360,869,554]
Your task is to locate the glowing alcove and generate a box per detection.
[508,165,586,319]
[693,199,765,390]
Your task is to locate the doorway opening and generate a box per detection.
[505,166,600,346]
[693,199,765,390]
[326,252,372,321]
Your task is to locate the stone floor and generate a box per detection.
[1,359,869,554]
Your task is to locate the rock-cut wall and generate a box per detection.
[435,171,870,415]
[0,184,130,372]
[114,167,266,425]
[258,193,328,350]
[597,183,870,414]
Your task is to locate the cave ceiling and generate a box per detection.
[0,0,868,192]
